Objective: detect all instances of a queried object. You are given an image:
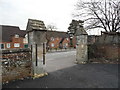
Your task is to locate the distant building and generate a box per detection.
[46,30,76,50]
[0,25,76,50]
[46,31,69,50]
[0,25,27,49]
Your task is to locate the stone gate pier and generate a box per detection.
[68,20,88,64]
[26,19,48,78]
[76,33,88,64]
[75,21,88,64]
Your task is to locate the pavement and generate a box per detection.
[2,50,119,88]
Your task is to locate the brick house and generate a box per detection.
[72,36,77,48]
[59,37,70,49]
[46,30,76,50]
[0,25,27,50]
[0,25,76,50]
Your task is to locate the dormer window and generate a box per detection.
[51,37,54,41]
[66,38,69,40]
[15,34,19,38]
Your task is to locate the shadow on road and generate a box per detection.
[2,63,118,88]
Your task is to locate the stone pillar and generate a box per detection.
[0,25,2,89]
[26,19,48,78]
[68,20,88,64]
[76,35,88,64]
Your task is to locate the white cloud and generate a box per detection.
[0,0,78,31]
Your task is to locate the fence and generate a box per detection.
[2,48,32,83]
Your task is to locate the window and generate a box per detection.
[7,43,11,48]
[51,43,54,47]
[65,43,68,46]
[15,34,19,38]
[0,44,4,49]
[66,38,69,40]
[64,43,68,47]
[24,44,28,48]
[14,43,20,47]
[51,37,54,41]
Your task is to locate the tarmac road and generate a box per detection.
[45,50,77,72]
[2,50,119,88]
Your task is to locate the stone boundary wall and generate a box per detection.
[1,48,32,83]
[88,32,120,45]
[88,44,120,61]
[96,34,119,44]
[88,32,120,62]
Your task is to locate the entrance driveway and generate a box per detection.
[45,50,76,72]
[2,50,119,88]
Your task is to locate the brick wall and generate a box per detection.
[1,36,25,50]
[2,48,32,83]
[62,38,70,49]
[11,36,24,48]
[48,37,62,49]
[72,36,77,48]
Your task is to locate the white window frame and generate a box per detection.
[6,43,11,48]
[65,43,68,46]
[14,43,20,47]
[15,34,19,38]
[66,38,69,40]
[51,37,54,41]
[51,43,54,47]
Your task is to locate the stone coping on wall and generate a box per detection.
[2,48,32,83]
[101,31,120,35]
[2,48,31,54]
[91,43,120,47]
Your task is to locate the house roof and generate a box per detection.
[1,25,26,42]
[46,31,69,40]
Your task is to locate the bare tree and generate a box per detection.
[46,24,57,31]
[74,0,120,32]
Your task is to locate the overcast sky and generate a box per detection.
[0,0,79,32]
